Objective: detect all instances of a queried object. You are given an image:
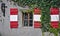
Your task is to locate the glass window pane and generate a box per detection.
[23,13,28,19]
[29,20,33,26]
[29,12,33,19]
[24,13,28,19]
[24,20,28,26]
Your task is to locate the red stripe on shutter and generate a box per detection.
[34,8,41,14]
[50,7,59,15]
[34,21,41,28]
[10,8,18,15]
[10,21,18,28]
[50,21,59,28]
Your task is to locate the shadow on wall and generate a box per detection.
[0,33,2,36]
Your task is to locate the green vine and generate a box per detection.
[49,28,58,36]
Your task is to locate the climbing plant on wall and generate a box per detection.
[12,0,60,7]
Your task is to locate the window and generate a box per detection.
[22,12,33,27]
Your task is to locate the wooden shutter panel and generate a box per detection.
[10,8,18,28]
[50,7,59,28]
[34,8,41,28]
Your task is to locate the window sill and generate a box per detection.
[23,26,34,28]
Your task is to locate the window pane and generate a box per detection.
[29,20,33,26]
[24,20,28,26]
[25,13,28,19]
[23,13,28,19]
[29,12,33,19]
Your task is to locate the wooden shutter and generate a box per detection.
[34,8,41,28]
[50,7,59,28]
[10,8,18,28]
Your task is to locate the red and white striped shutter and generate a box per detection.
[50,7,59,28]
[10,8,18,28]
[34,8,41,28]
